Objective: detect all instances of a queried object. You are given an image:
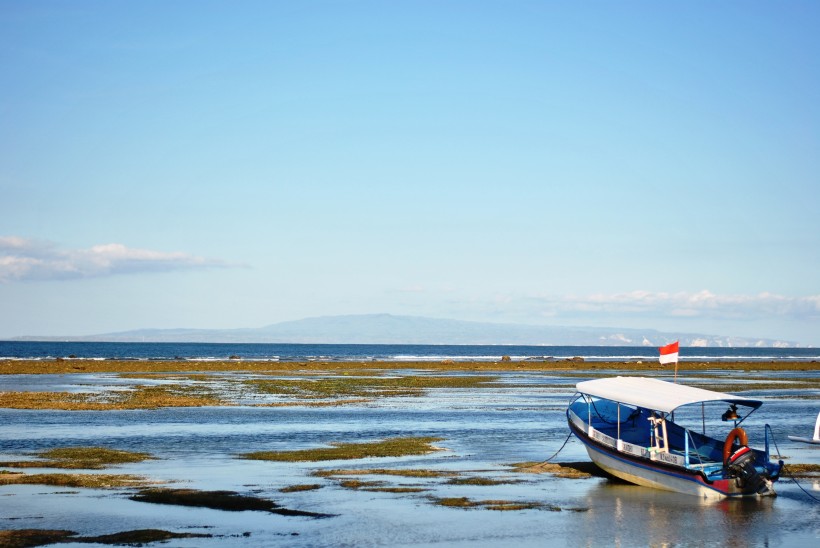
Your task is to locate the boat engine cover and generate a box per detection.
[727,446,769,494]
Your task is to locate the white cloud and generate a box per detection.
[436,289,817,324]
[395,284,427,293]
[527,290,820,321]
[0,236,233,282]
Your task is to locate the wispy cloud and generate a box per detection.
[430,289,820,325]
[0,236,234,282]
[526,290,820,321]
[395,285,427,293]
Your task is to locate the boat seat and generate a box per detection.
[705,466,725,478]
[669,447,720,465]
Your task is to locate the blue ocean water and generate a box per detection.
[0,341,818,361]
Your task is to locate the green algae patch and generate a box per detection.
[245,375,496,400]
[73,529,212,545]
[481,500,552,511]
[0,384,224,410]
[102,384,224,409]
[0,528,212,547]
[279,483,323,493]
[0,471,150,489]
[432,497,555,511]
[0,447,153,470]
[367,486,429,493]
[40,447,153,468]
[510,461,600,479]
[255,398,374,408]
[242,436,444,462]
[446,477,521,486]
[338,479,386,490]
[0,391,108,411]
[117,373,215,381]
[312,468,456,479]
[130,488,333,518]
[785,463,820,477]
[320,474,430,492]
[435,496,477,508]
[0,529,75,547]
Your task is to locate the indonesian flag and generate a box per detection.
[659,341,679,365]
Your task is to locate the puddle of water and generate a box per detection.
[1,369,818,546]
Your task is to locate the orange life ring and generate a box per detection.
[723,427,748,464]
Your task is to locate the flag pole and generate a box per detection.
[674,345,679,384]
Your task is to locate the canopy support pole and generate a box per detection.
[702,402,705,435]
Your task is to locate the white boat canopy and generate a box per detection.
[575,376,763,414]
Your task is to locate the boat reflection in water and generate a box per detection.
[574,482,779,547]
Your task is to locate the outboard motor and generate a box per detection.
[726,446,771,494]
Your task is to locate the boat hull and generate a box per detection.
[787,436,820,445]
[569,419,774,499]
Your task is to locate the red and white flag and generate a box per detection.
[659,341,679,365]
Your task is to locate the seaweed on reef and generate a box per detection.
[0,472,150,489]
[510,461,603,479]
[242,436,444,462]
[0,528,212,547]
[130,488,335,518]
[430,497,552,511]
[0,447,153,470]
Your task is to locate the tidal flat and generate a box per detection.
[0,361,818,546]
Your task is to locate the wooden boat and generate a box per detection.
[788,410,820,445]
[567,376,783,499]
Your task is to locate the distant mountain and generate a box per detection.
[14,313,797,347]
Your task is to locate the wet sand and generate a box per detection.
[0,364,818,546]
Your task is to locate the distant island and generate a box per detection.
[11,314,797,347]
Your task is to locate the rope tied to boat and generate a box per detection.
[768,427,820,504]
[540,395,580,464]
[542,430,574,463]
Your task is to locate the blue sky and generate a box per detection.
[1,1,818,345]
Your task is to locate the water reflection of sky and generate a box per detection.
[0,369,818,546]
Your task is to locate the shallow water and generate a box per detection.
[1,369,818,546]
